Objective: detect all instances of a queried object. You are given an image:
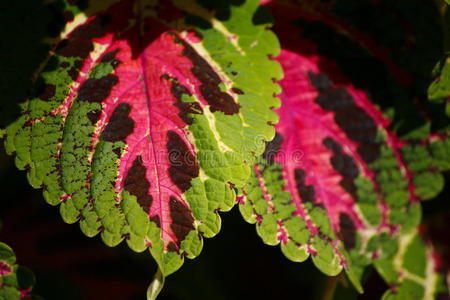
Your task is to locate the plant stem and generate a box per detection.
[321,274,341,300]
[147,267,165,300]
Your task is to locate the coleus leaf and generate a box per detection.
[0,241,38,300]
[3,0,282,276]
[239,1,450,298]
[428,56,450,117]
[326,229,450,300]
[240,49,449,299]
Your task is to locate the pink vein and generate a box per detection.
[253,164,274,213]
[140,53,166,241]
[350,88,417,205]
[280,94,348,267]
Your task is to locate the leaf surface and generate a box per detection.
[3,0,281,276]
[240,1,450,298]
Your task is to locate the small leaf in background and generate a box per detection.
[428,56,450,116]
[0,242,39,300]
[2,0,281,277]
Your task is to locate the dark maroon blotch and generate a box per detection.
[102,103,134,142]
[111,59,121,68]
[307,71,332,91]
[101,50,121,68]
[294,168,316,204]
[123,155,152,213]
[86,109,101,125]
[172,34,239,115]
[334,106,377,144]
[339,213,356,251]
[74,60,83,70]
[357,143,381,164]
[262,132,283,164]
[340,177,357,196]
[151,215,161,228]
[298,185,316,204]
[78,74,119,103]
[323,137,359,196]
[323,137,342,154]
[312,76,381,163]
[112,147,122,158]
[60,61,70,68]
[68,67,79,81]
[101,49,119,62]
[330,154,359,179]
[166,131,199,192]
[316,87,355,111]
[294,168,306,186]
[170,196,195,245]
[167,242,178,253]
[38,84,56,101]
[55,16,108,58]
[231,87,244,95]
[162,75,203,125]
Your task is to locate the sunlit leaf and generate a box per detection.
[3,0,281,276]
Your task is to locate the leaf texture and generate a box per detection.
[239,1,450,298]
[3,0,282,276]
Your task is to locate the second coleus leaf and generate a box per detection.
[240,48,449,298]
[239,1,449,297]
[3,0,281,276]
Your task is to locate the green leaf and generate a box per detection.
[428,56,450,116]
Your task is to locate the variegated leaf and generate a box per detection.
[239,1,449,298]
[3,0,282,276]
[428,55,450,117]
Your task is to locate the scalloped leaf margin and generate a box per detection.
[239,1,450,296]
[240,47,449,299]
[2,0,282,276]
